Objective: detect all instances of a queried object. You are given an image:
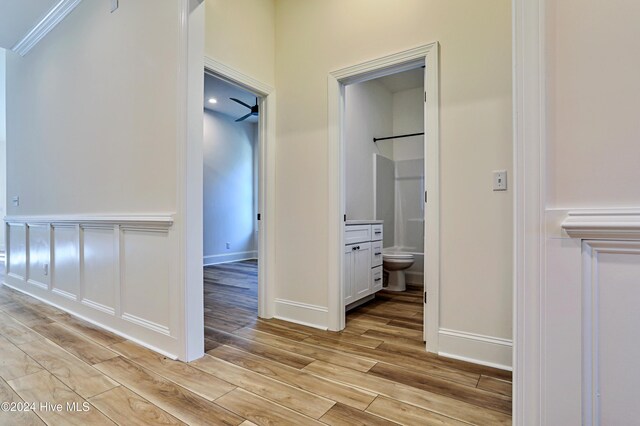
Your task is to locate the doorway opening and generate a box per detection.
[342,67,427,346]
[328,43,440,353]
[202,71,262,350]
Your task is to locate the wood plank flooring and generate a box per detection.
[0,261,512,425]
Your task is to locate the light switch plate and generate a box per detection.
[12,196,19,207]
[493,170,507,191]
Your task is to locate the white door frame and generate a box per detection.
[203,56,277,321]
[327,43,440,354]
[512,0,545,422]
[179,48,277,362]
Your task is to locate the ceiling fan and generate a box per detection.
[230,97,259,122]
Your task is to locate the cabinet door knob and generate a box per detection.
[356,246,360,250]
[352,246,357,251]
[374,252,381,256]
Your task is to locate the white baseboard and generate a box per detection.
[438,328,512,370]
[274,298,328,330]
[1,279,178,360]
[203,251,257,266]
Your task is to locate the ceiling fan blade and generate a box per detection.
[235,113,253,122]
[230,98,253,109]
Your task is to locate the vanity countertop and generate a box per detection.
[345,220,384,225]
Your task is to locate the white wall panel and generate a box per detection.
[81,226,115,315]
[583,241,640,425]
[7,223,26,279]
[3,216,178,358]
[121,229,171,334]
[52,225,79,300]
[27,224,50,289]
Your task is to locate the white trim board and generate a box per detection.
[438,328,513,371]
[5,214,173,228]
[204,57,274,97]
[513,0,546,422]
[562,209,640,240]
[11,0,84,56]
[327,43,440,358]
[203,251,258,266]
[274,299,329,331]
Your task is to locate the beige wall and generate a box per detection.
[205,0,276,87]
[274,0,513,342]
[547,0,640,208]
[6,0,180,215]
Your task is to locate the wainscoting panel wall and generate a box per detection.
[3,216,179,358]
[121,228,173,336]
[582,240,640,425]
[7,223,26,280]
[82,225,116,315]
[52,225,80,300]
[543,209,640,425]
[28,224,50,289]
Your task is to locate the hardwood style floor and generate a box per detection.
[0,261,512,425]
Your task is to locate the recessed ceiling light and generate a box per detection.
[208,98,217,104]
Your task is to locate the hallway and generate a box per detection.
[0,262,512,424]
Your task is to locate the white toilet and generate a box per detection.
[382,251,415,292]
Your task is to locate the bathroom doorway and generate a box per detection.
[343,67,427,345]
[328,44,440,353]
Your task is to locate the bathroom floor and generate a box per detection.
[344,285,425,349]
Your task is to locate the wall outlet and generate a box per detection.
[11,196,19,207]
[43,264,49,276]
[493,170,507,191]
[226,242,231,250]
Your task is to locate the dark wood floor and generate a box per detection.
[0,261,512,425]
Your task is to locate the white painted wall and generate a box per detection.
[547,0,640,208]
[205,0,275,87]
[345,79,393,220]
[0,48,5,253]
[6,1,179,215]
[3,0,195,359]
[274,0,512,366]
[542,0,640,422]
[203,109,257,264]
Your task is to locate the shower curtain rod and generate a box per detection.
[373,132,424,143]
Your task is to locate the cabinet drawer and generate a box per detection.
[345,225,371,245]
[371,240,383,268]
[371,266,383,292]
[371,224,383,241]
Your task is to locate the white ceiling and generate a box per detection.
[204,73,259,123]
[377,67,424,93]
[0,0,60,49]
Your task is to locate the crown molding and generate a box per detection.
[11,0,84,57]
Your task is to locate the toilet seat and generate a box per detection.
[382,252,414,260]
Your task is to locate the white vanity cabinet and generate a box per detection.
[344,221,383,308]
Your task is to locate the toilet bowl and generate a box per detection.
[382,252,415,292]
